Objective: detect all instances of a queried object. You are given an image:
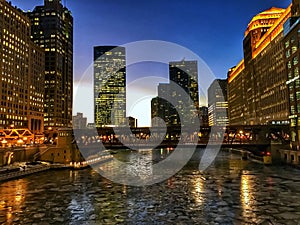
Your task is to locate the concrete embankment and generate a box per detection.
[222,148,268,164]
[0,164,51,182]
[0,155,114,183]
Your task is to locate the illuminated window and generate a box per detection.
[294,56,299,65]
[296,80,300,89]
[292,46,298,54]
[295,67,299,77]
[297,91,300,101]
[285,41,289,48]
[291,105,295,114]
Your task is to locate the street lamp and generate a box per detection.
[17,139,24,146]
[1,139,7,147]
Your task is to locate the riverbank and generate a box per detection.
[0,154,114,183]
[222,148,270,164]
[0,164,51,182]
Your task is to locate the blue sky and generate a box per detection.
[10,0,291,125]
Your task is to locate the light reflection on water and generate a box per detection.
[190,175,205,205]
[240,173,257,217]
[0,179,27,225]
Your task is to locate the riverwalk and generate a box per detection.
[0,164,50,182]
[0,155,114,182]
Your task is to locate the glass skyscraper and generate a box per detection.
[94,46,126,127]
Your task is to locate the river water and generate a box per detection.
[1,149,300,224]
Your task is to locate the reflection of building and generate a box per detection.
[283,0,300,147]
[208,79,228,126]
[151,60,199,126]
[94,46,126,127]
[28,0,73,129]
[72,113,87,129]
[0,1,45,133]
[228,6,291,125]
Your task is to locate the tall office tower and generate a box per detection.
[94,46,126,127]
[27,0,73,129]
[72,112,87,129]
[151,83,178,126]
[169,60,199,125]
[208,79,228,126]
[199,106,209,127]
[0,1,45,133]
[228,5,291,126]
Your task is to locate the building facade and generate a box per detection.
[72,112,87,129]
[169,60,199,114]
[0,1,45,133]
[28,0,73,129]
[199,106,209,127]
[208,79,228,126]
[151,60,199,127]
[94,46,126,127]
[151,83,178,126]
[228,6,291,126]
[126,116,138,128]
[283,0,300,147]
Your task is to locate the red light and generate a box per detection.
[266,152,271,156]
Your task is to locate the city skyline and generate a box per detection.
[10,0,291,80]
[9,0,291,126]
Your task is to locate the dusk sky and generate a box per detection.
[10,0,291,125]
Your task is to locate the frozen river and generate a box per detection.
[1,150,300,224]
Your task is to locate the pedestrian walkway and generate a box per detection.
[0,164,50,182]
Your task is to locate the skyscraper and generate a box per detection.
[151,83,178,126]
[0,1,45,133]
[94,46,126,127]
[72,112,87,129]
[151,60,199,126]
[199,106,209,127]
[169,60,199,125]
[208,79,228,126]
[28,0,73,129]
[169,60,199,109]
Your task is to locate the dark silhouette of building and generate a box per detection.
[72,113,87,129]
[94,46,126,127]
[199,106,209,127]
[151,60,199,127]
[208,79,228,126]
[126,117,138,128]
[151,84,178,126]
[28,0,73,129]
